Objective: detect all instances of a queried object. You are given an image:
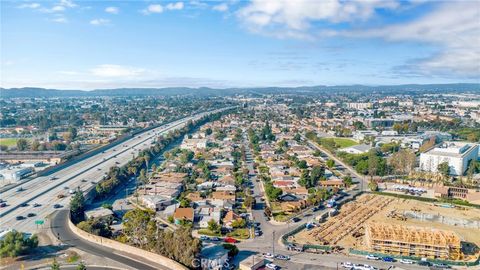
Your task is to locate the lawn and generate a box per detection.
[227,228,250,239]
[0,138,19,148]
[198,229,221,237]
[332,138,358,148]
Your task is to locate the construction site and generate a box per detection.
[290,194,480,262]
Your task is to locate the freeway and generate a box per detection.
[0,108,226,234]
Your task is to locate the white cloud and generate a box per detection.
[90,64,145,77]
[166,2,184,10]
[344,1,480,77]
[142,4,164,15]
[52,16,68,23]
[105,6,119,14]
[59,0,77,8]
[213,3,228,12]
[18,3,41,9]
[90,18,110,26]
[237,0,399,38]
[51,5,66,12]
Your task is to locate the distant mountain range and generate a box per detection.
[1,83,479,98]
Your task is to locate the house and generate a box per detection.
[339,144,372,154]
[420,142,479,176]
[319,179,345,190]
[84,207,114,221]
[239,255,266,270]
[280,200,306,213]
[139,195,173,211]
[211,191,235,201]
[222,210,242,228]
[278,193,299,202]
[185,192,204,202]
[173,207,194,224]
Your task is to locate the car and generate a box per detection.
[399,259,415,264]
[432,263,450,268]
[266,263,278,270]
[275,254,290,260]
[417,261,432,266]
[16,187,24,192]
[291,217,301,222]
[200,236,209,241]
[224,237,237,243]
[97,168,101,171]
[16,216,25,220]
[33,203,41,207]
[81,179,87,182]
[49,176,57,180]
[382,257,395,262]
[64,186,69,190]
[353,264,377,270]
[0,202,7,207]
[341,262,354,268]
[53,204,63,208]
[254,230,262,236]
[20,203,28,207]
[210,237,220,241]
[366,255,380,260]
[27,213,36,217]
[91,181,96,184]
[263,253,275,259]
[57,194,65,199]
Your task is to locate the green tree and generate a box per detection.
[207,219,220,234]
[231,218,246,228]
[343,175,353,187]
[70,189,86,224]
[326,159,335,169]
[223,243,239,257]
[438,162,450,177]
[0,231,38,258]
[77,261,87,270]
[243,196,255,209]
[368,181,379,191]
[16,139,29,151]
[77,218,112,238]
[51,259,60,270]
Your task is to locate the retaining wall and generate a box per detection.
[67,217,188,270]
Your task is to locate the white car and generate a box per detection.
[366,254,380,260]
[399,259,415,264]
[266,263,278,270]
[353,264,377,270]
[341,262,354,268]
[263,253,275,259]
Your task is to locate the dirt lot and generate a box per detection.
[291,194,480,256]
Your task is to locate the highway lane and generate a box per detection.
[51,210,163,270]
[0,109,227,233]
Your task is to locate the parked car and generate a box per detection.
[275,254,290,260]
[341,262,354,268]
[16,216,25,220]
[266,263,278,270]
[53,204,63,209]
[0,202,6,208]
[432,263,450,268]
[382,257,395,262]
[291,217,301,222]
[366,255,380,260]
[418,261,432,266]
[399,259,415,264]
[263,253,275,259]
[16,187,24,192]
[200,236,209,241]
[224,237,237,243]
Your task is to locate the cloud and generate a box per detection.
[51,16,68,23]
[343,1,480,77]
[142,4,164,15]
[18,3,40,9]
[90,64,145,77]
[237,0,399,38]
[90,18,110,26]
[59,0,77,8]
[105,6,119,14]
[213,3,228,12]
[37,0,77,13]
[166,2,184,10]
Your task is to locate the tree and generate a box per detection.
[343,175,353,187]
[16,139,29,151]
[367,150,380,179]
[223,243,239,257]
[70,189,86,224]
[207,219,220,234]
[31,140,40,151]
[243,196,255,209]
[231,218,246,229]
[467,159,478,179]
[390,149,416,175]
[310,166,325,186]
[205,127,213,136]
[122,209,156,248]
[180,198,191,208]
[438,162,450,177]
[297,160,308,169]
[326,159,335,169]
[77,218,112,238]
[368,181,379,191]
[264,206,272,217]
[51,259,60,270]
[77,261,87,270]
[0,231,38,258]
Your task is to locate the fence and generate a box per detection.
[349,248,479,267]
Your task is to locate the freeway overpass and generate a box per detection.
[0,108,227,234]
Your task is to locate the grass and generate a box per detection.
[0,138,20,147]
[198,229,221,237]
[227,228,250,239]
[272,212,291,222]
[332,138,358,148]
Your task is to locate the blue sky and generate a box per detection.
[1,0,479,89]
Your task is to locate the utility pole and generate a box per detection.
[272,230,275,256]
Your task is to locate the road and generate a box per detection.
[0,108,227,234]
[236,133,428,270]
[50,210,162,270]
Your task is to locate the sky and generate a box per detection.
[1,0,479,90]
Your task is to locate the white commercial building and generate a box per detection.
[420,142,479,176]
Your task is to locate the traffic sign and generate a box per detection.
[35,220,44,225]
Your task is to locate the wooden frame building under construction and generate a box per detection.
[365,223,462,260]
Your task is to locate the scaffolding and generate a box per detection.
[308,195,394,245]
[365,223,463,260]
